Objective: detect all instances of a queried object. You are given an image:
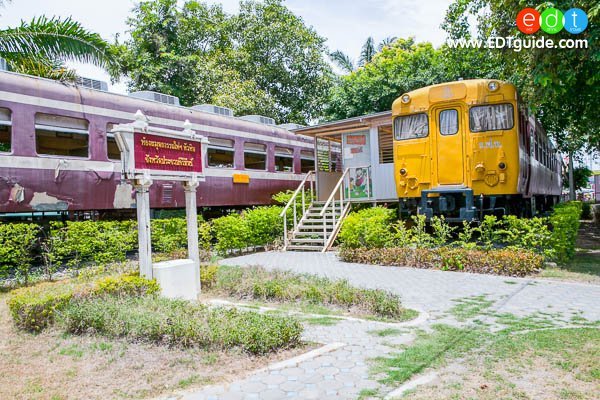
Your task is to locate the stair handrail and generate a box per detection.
[280,170,315,249]
[318,165,371,247]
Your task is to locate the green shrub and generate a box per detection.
[496,215,553,257]
[338,207,395,249]
[150,218,188,253]
[211,266,411,320]
[339,247,543,277]
[59,295,302,354]
[0,223,40,281]
[549,202,582,263]
[8,281,77,332]
[244,206,284,246]
[49,220,137,268]
[581,202,592,220]
[211,214,251,255]
[7,273,159,332]
[200,264,219,288]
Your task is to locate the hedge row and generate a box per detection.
[337,203,582,263]
[0,205,285,280]
[339,247,544,277]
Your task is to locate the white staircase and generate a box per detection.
[280,169,353,252]
[286,201,345,251]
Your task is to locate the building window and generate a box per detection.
[207,137,235,168]
[274,146,293,172]
[106,123,121,160]
[300,149,315,173]
[0,108,11,153]
[244,142,266,170]
[378,125,393,164]
[35,113,89,157]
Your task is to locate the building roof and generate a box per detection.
[292,111,392,136]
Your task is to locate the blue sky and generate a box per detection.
[0,0,453,92]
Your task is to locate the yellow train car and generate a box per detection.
[392,79,561,220]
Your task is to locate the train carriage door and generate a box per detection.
[435,106,464,185]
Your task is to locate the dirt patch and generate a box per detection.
[403,335,600,400]
[576,221,600,250]
[0,293,310,400]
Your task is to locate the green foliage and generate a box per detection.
[211,213,251,255]
[338,207,395,249]
[49,220,137,268]
[0,222,40,281]
[581,202,592,220]
[211,266,413,320]
[391,220,413,247]
[443,0,600,154]
[563,166,593,192]
[339,247,544,277]
[549,202,582,263]
[59,295,302,354]
[113,0,332,124]
[7,273,159,332]
[430,216,456,247]
[150,218,188,253]
[0,15,116,81]
[244,206,283,246]
[410,215,433,248]
[200,264,218,289]
[477,215,498,249]
[456,220,477,249]
[496,215,553,258]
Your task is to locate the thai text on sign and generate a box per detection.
[134,132,202,173]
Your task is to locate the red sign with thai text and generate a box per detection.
[134,132,202,173]
[346,134,366,145]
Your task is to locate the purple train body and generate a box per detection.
[0,72,314,216]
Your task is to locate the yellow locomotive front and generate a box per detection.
[392,79,520,220]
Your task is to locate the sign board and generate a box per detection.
[113,111,207,182]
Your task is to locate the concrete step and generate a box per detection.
[285,244,323,251]
[290,237,326,244]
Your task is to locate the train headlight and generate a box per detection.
[401,94,411,104]
[498,162,506,170]
[488,81,499,91]
[400,168,407,176]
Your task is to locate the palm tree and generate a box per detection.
[330,36,398,74]
[358,36,375,67]
[0,15,116,81]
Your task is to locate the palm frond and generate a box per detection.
[0,16,116,69]
[3,54,78,81]
[377,36,397,51]
[329,50,354,73]
[358,36,375,67]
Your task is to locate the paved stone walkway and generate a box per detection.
[168,251,599,400]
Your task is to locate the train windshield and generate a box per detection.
[394,113,429,140]
[469,103,514,132]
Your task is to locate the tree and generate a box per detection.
[563,166,592,192]
[113,0,332,124]
[442,0,600,156]
[358,36,376,67]
[0,15,115,81]
[330,36,400,73]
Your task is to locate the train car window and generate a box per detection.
[378,125,394,163]
[300,149,315,173]
[439,109,458,136]
[274,146,293,172]
[244,142,266,170]
[35,113,89,157]
[106,123,121,161]
[0,108,11,153]
[469,103,514,132]
[394,113,428,140]
[207,137,235,168]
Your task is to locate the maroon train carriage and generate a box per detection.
[0,71,315,219]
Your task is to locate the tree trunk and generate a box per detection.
[568,151,575,201]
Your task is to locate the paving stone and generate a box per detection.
[259,389,286,400]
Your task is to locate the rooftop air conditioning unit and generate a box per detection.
[76,76,109,91]
[278,123,306,130]
[191,104,234,117]
[239,115,276,125]
[129,90,180,106]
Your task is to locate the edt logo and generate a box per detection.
[516,7,588,34]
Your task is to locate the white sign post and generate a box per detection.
[113,111,208,299]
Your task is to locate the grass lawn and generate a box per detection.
[537,251,600,285]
